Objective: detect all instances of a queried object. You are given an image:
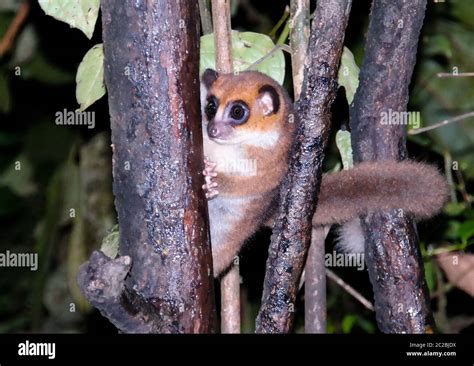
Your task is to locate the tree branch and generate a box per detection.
[349,0,435,333]
[199,0,213,35]
[255,0,352,333]
[290,0,310,100]
[78,0,217,333]
[0,1,30,57]
[211,0,240,334]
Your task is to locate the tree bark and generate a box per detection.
[211,0,241,334]
[305,228,327,333]
[349,0,435,333]
[256,0,352,333]
[77,0,217,333]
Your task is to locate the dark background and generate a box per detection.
[0,0,473,334]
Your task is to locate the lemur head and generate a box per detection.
[201,69,292,145]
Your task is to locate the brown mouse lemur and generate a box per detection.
[200,69,448,277]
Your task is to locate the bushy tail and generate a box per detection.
[313,160,449,227]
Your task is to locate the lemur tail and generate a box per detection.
[313,160,449,227]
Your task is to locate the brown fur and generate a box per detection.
[313,161,449,226]
[201,70,448,276]
[202,70,295,276]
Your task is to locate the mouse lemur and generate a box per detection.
[200,69,448,277]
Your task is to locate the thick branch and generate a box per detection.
[349,0,434,333]
[78,0,217,333]
[256,0,352,333]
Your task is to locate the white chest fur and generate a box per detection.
[203,134,254,176]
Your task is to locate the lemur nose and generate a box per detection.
[209,126,218,137]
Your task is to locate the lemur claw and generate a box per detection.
[203,157,219,199]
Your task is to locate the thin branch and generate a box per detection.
[443,150,457,203]
[246,44,291,71]
[211,0,240,333]
[437,72,474,78]
[0,1,30,57]
[326,269,374,312]
[269,6,290,39]
[290,0,310,100]
[408,111,474,135]
[305,228,327,333]
[199,0,213,35]
[212,0,233,74]
[454,167,470,204]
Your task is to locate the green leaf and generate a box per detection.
[38,0,100,39]
[0,154,36,196]
[200,31,285,84]
[451,0,474,29]
[458,220,474,244]
[337,46,360,104]
[22,52,74,85]
[443,202,467,217]
[445,220,461,241]
[341,314,357,333]
[356,318,376,334]
[423,35,452,59]
[100,225,120,259]
[76,43,105,111]
[335,130,353,170]
[424,260,436,293]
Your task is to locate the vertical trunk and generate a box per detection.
[78,0,217,333]
[256,0,352,333]
[349,0,434,333]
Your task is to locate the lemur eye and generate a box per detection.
[229,101,249,124]
[205,96,218,120]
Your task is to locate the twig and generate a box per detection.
[326,269,374,312]
[408,111,474,135]
[454,166,470,204]
[300,262,376,312]
[211,0,240,333]
[0,1,30,57]
[443,150,457,203]
[246,44,291,71]
[305,228,327,333]
[269,6,290,39]
[220,261,241,333]
[290,0,310,100]
[199,0,213,35]
[437,72,474,78]
[277,21,290,45]
[212,0,233,74]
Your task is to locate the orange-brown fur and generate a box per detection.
[201,70,448,277]
[202,70,295,275]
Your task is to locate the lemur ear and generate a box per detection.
[202,69,219,90]
[257,85,280,116]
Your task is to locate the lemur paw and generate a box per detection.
[203,157,219,199]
